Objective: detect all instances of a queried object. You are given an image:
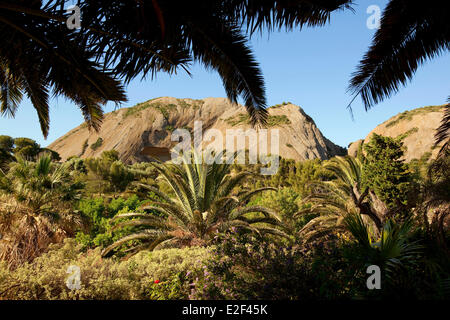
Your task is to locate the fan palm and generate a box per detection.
[101,150,286,257]
[0,153,75,214]
[343,213,423,281]
[297,156,390,241]
[0,153,84,268]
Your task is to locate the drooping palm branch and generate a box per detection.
[297,156,390,241]
[78,0,353,126]
[348,0,449,110]
[2,1,354,133]
[101,150,286,257]
[0,0,127,137]
[434,100,450,157]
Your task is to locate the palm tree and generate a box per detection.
[297,156,390,241]
[0,153,77,214]
[418,151,450,254]
[348,0,449,158]
[348,0,449,109]
[79,0,354,126]
[0,1,127,138]
[101,150,286,257]
[434,101,450,158]
[343,213,422,282]
[1,1,353,133]
[0,153,83,268]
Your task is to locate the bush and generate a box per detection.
[189,232,357,300]
[90,138,103,151]
[75,195,145,250]
[85,151,135,192]
[0,238,211,300]
[362,134,411,210]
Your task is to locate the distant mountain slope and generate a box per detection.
[348,105,446,162]
[48,97,346,163]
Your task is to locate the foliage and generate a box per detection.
[101,150,286,257]
[0,136,60,163]
[362,134,411,209]
[343,214,423,281]
[297,156,390,242]
[0,154,82,214]
[385,105,445,128]
[434,102,450,159]
[90,137,103,151]
[225,113,291,127]
[268,158,333,198]
[189,232,356,300]
[348,0,448,109]
[250,188,310,234]
[269,101,291,108]
[75,195,145,250]
[0,238,210,300]
[0,1,127,138]
[0,154,84,268]
[85,150,134,192]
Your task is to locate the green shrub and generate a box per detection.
[75,195,145,250]
[0,239,210,300]
[362,134,411,209]
[189,232,355,300]
[90,138,103,151]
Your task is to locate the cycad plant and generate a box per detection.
[297,156,390,242]
[101,151,286,257]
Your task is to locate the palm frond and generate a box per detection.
[348,0,449,110]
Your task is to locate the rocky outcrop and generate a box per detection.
[48,97,346,163]
[348,105,447,162]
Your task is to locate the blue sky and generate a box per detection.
[0,0,449,148]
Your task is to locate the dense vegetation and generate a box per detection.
[0,132,449,300]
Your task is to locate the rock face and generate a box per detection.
[348,105,446,162]
[48,97,346,163]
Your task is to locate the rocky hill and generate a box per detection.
[48,97,346,163]
[348,105,447,162]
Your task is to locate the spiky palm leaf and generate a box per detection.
[343,213,423,281]
[297,156,387,242]
[0,153,74,214]
[434,101,450,158]
[101,150,286,257]
[2,1,355,129]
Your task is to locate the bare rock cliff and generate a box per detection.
[48,97,346,163]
